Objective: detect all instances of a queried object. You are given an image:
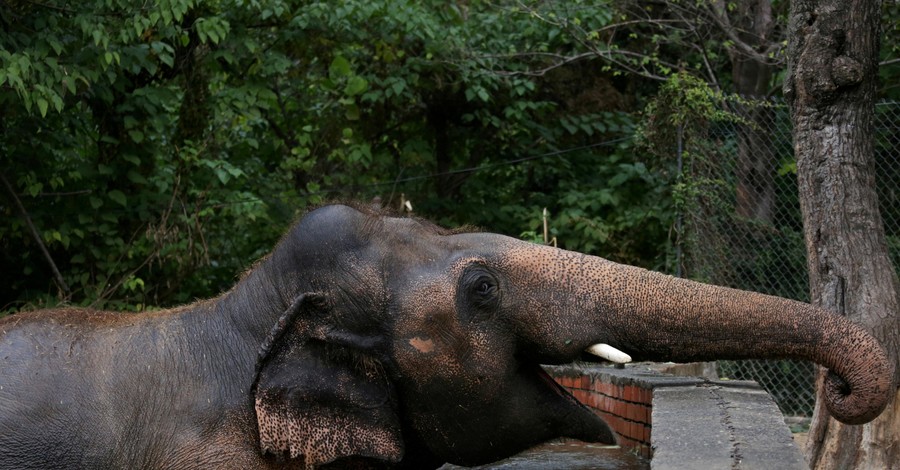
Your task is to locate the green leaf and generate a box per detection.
[108,190,127,207]
[127,170,148,185]
[329,56,351,79]
[128,129,144,143]
[344,76,368,96]
[27,183,43,197]
[215,168,229,184]
[391,80,405,97]
[344,103,360,120]
[37,98,49,117]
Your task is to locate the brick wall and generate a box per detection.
[550,370,654,459]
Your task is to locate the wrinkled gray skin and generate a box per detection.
[0,204,894,469]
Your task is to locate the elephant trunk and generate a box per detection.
[606,263,894,425]
[503,245,896,425]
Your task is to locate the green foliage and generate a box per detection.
[637,73,750,220]
[2,0,674,313]
[880,0,900,99]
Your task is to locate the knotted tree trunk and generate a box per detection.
[784,0,900,468]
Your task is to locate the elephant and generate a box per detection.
[0,203,894,469]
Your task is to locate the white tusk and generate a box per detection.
[586,343,632,364]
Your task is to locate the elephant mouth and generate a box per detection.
[530,363,618,445]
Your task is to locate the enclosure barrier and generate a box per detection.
[546,363,807,468]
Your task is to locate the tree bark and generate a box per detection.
[785,0,900,468]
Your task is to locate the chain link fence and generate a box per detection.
[673,98,900,418]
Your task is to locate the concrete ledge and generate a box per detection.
[652,382,806,469]
[546,363,807,469]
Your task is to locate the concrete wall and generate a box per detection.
[546,364,808,469]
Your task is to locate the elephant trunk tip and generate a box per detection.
[823,361,895,425]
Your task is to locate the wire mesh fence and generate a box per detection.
[673,98,900,418]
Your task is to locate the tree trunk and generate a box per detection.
[785,0,900,468]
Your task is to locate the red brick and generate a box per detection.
[626,385,637,402]
[619,421,634,440]
[624,403,637,422]
[622,402,633,421]
[628,403,641,423]
[609,399,621,417]
[623,421,638,440]
[579,390,591,405]
[603,398,614,415]
[583,391,594,408]
[591,391,603,409]
[619,399,631,418]
[633,422,645,441]
[607,396,617,413]
[609,416,625,434]
[619,399,630,417]
[611,415,623,432]
[630,404,649,424]
[643,425,651,443]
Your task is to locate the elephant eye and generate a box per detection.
[457,266,502,322]
[475,279,495,296]
[467,273,501,313]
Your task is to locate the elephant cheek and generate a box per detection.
[393,330,506,399]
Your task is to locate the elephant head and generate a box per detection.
[251,204,895,468]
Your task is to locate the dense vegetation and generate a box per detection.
[2,0,897,313]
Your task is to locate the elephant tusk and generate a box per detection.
[586,343,632,364]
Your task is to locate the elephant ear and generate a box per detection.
[252,294,403,468]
